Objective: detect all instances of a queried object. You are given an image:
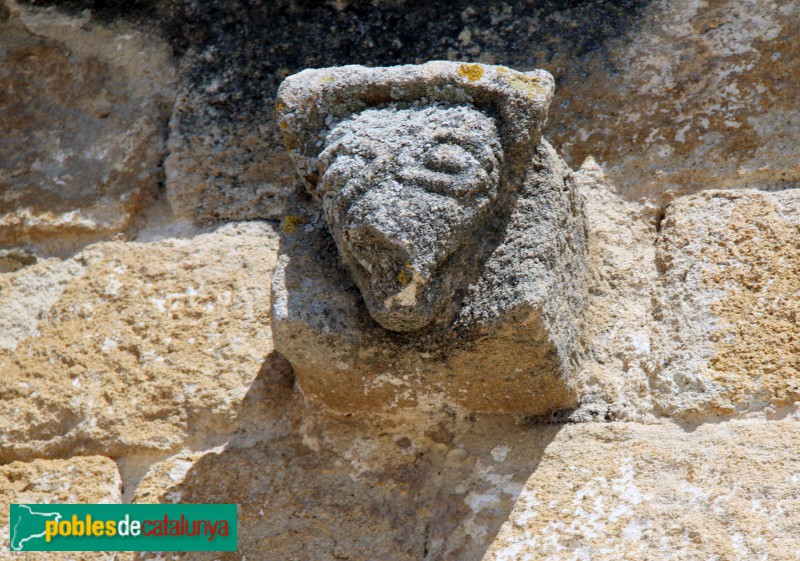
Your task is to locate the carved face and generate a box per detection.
[316,104,503,331]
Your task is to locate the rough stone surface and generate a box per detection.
[1,1,800,560]
[0,256,86,351]
[165,92,292,224]
[0,3,175,254]
[550,0,800,206]
[130,412,561,561]
[273,62,588,415]
[569,158,661,422]
[133,436,431,561]
[485,421,800,561]
[0,221,286,462]
[276,63,553,191]
[158,1,576,226]
[1,455,121,559]
[92,0,799,224]
[654,189,800,419]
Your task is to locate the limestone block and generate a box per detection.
[1,456,121,560]
[548,0,800,205]
[0,256,86,352]
[129,417,800,561]
[128,415,559,561]
[485,421,800,561]
[654,189,800,417]
[272,62,588,415]
[0,223,286,462]
[0,5,175,252]
[131,437,428,561]
[569,158,662,422]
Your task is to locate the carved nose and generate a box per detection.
[345,223,416,277]
[341,180,456,280]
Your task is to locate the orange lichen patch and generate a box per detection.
[457,63,484,82]
[704,195,800,411]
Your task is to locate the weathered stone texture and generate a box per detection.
[551,0,800,205]
[312,103,506,332]
[158,0,649,225]
[0,256,86,351]
[133,437,429,561]
[165,95,293,224]
[570,158,661,422]
[485,421,800,561]
[1,456,121,559]
[1,1,799,560]
[0,4,175,252]
[654,189,800,418]
[0,222,285,462]
[130,413,561,561]
[132,0,800,224]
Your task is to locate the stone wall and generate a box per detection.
[1,0,798,559]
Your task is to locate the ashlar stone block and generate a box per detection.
[654,189,800,417]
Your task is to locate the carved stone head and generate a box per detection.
[315,105,502,331]
[277,62,554,332]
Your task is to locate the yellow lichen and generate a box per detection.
[321,75,336,84]
[457,63,484,82]
[397,263,413,285]
[506,74,547,99]
[282,215,299,234]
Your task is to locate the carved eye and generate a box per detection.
[318,153,373,196]
[422,144,474,174]
[412,143,494,199]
